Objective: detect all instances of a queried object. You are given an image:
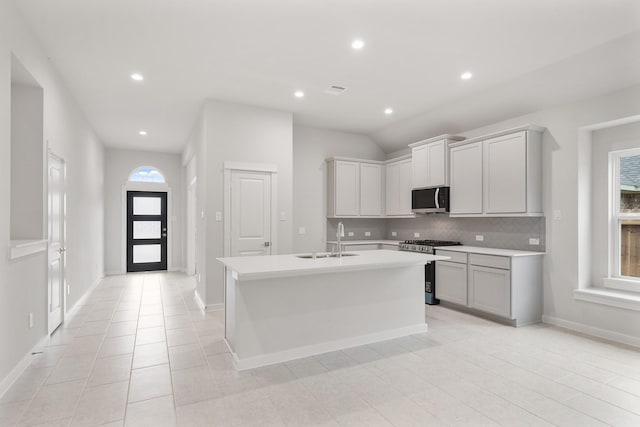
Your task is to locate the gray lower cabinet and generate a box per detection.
[436,249,542,326]
[468,264,510,318]
[435,258,467,306]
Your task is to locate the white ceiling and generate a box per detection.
[15,0,640,154]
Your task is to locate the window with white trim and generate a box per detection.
[129,166,165,183]
[607,148,640,290]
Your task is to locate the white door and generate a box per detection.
[231,171,272,256]
[48,153,65,335]
[186,178,197,275]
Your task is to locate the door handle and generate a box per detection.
[58,248,66,254]
[264,242,270,247]
[162,233,167,237]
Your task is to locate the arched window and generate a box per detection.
[128,166,166,183]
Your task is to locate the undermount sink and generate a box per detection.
[296,253,359,259]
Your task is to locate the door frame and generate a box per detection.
[121,182,172,274]
[223,161,278,257]
[186,176,197,275]
[47,149,66,335]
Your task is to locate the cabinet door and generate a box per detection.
[436,261,468,305]
[412,145,428,189]
[360,163,382,216]
[468,265,511,318]
[385,161,400,215]
[485,132,527,213]
[450,142,483,214]
[335,161,359,216]
[398,159,413,215]
[426,140,447,186]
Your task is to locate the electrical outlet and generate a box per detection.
[215,212,222,221]
[476,235,484,241]
[529,238,540,245]
[279,211,287,221]
[28,313,33,329]
[553,209,562,220]
[348,231,354,237]
[298,227,306,235]
[365,231,371,237]
[391,231,397,237]
[414,232,420,238]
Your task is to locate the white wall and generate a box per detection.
[454,84,640,342]
[104,148,183,274]
[0,0,104,386]
[183,100,293,307]
[292,125,386,252]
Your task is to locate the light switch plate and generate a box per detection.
[215,212,222,221]
[298,227,306,235]
[553,209,562,220]
[391,231,397,237]
[280,211,287,221]
[348,232,355,237]
[365,231,371,237]
[529,238,540,245]
[414,232,420,238]
[476,235,484,241]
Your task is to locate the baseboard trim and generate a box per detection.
[193,290,223,312]
[0,335,49,399]
[230,323,429,371]
[104,270,122,276]
[65,274,103,322]
[542,314,640,348]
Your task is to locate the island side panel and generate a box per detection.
[224,267,236,351]
[232,264,425,368]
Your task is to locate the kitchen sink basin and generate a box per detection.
[296,253,359,259]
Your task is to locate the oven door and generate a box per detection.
[425,261,439,305]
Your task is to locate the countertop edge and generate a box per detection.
[434,245,545,257]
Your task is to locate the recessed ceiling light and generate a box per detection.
[384,108,393,115]
[351,39,365,50]
[131,73,144,81]
[138,130,147,136]
[460,71,473,80]
[294,90,305,98]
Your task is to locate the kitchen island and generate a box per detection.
[217,249,447,370]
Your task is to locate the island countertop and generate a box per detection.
[217,249,448,281]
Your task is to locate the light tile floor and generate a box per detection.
[2,272,640,426]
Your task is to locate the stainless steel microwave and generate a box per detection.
[411,186,450,213]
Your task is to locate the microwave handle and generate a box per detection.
[434,187,440,209]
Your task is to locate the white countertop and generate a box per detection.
[434,245,545,257]
[217,249,448,281]
[326,240,401,246]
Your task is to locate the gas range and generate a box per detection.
[398,239,461,254]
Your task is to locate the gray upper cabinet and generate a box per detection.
[327,158,384,218]
[449,125,545,217]
[410,135,464,189]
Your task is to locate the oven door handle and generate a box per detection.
[434,187,440,209]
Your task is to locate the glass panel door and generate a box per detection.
[127,191,167,272]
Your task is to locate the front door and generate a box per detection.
[231,171,272,256]
[127,191,167,272]
[48,153,65,335]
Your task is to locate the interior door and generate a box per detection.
[48,153,65,335]
[231,171,272,256]
[186,179,197,275]
[127,191,167,272]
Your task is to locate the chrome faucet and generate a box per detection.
[336,222,345,258]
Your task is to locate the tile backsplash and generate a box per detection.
[328,216,545,251]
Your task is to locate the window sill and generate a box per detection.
[574,287,640,312]
[9,240,47,260]
[604,277,640,292]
